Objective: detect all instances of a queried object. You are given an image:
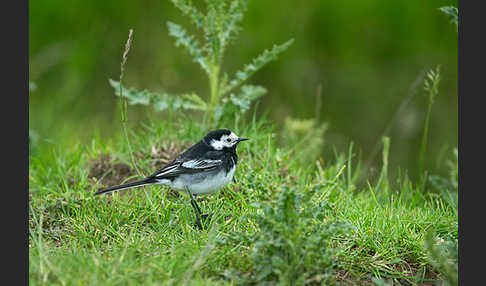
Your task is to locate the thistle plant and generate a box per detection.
[222,186,352,285]
[424,230,458,286]
[110,0,293,125]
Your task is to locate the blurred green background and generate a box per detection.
[29,0,457,180]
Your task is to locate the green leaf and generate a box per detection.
[181,93,207,110]
[109,79,150,106]
[152,94,170,111]
[228,85,266,113]
[219,0,248,54]
[128,89,151,105]
[222,39,294,96]
[167,22,209,74]
[170,0,205,29]
[203,6,223,63]
[439,6,458,27]
[215,85,266,121]
[109,79,207,113]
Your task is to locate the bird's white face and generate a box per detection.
[210,132,240,150]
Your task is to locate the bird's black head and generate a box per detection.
[203,129,249,151]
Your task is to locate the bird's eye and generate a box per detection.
[226,138,232,142]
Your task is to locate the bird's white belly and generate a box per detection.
[168,166,236,195]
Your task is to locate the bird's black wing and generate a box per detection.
[149,158,223,180]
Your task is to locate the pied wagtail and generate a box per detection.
[94,129,248,228]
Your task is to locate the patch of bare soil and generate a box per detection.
[87,142,192,194]
[88,154,133,188]
[142,142,193,169]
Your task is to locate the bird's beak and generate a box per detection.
[237,137,249,142]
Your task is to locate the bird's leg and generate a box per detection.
[186,187,203,229]
[191,194,202,215]
[192,194,209,221]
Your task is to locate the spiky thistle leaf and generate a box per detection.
[203,6,223,63]
[219,0,248,54]
[227,85,266,113]
[439,6,458,28]
[167,22,210,74]
[170,0,205,29]
[181,93,208,110]
[222,39,294,96]
[109,79,206,112]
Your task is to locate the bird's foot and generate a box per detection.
[194,219,203,230]
[194,214,211,229]
[201,213,210,220]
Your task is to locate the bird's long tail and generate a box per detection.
[94,178,155,196]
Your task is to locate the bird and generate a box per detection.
[94,129,248,228]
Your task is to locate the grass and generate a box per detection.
[29,5,457,284]
[29,116,457,285]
